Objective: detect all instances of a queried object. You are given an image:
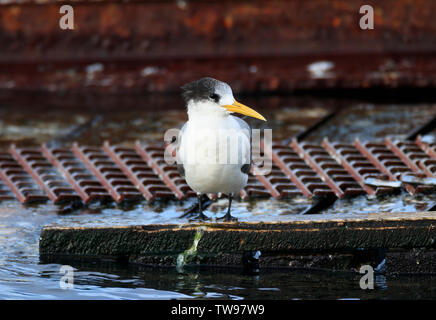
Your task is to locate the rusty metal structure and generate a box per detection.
[1,0,436,93]
[0,137,434,206]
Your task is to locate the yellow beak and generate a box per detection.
[222,101,266,121]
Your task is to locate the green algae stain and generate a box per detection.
[176,226,206,273]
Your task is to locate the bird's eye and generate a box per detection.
[209,93,220,102]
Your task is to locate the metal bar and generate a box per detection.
[0,151,47,203]
[414,136,436,177]
[265,142,334,197]
[135,141,191,200]
[354,139,419,194]
[250,143,301,199]
[385,138,436,179]
[261,141,312,197]
[239,167,272,200]
[72,143,142,203]
[42,144,111,204]
[291,139,365,198]
[10,146,56,202]
[384,138,421,172]
[322,139,376,195]
[103,141,174,201]
[417,161,436,178]
[10,145,81,204]
[0,154,27,203]
[9,145,80,204]
[251,166,281,199]
[416,136,436,159]
[291,139,344,198]
[354,139,395,179]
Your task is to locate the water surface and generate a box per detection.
[0,93,436,299]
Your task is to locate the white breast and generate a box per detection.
[178,111,250,195]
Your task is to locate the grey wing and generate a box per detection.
[233,116,252,175]
[176,123,187,178]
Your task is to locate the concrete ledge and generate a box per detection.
[39,212,436,273]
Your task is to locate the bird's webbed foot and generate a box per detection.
[216,212,238,222]
[180,193,211,221]
[192,212,210,222]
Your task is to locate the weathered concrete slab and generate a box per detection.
[40,211,436,273]
[386,248,436,275]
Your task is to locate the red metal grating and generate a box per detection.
[265,142,334,198]
[10,145,81,204]
[354,139,434,194]
[239,143,302,200]
[135,141,196,200]
[0,155,15,201]
[250,143,302,199]
[72,143,143,203]
[103,142,175,201]
[385,138,436,178]
[252,165,302,199]
[42,144,112,204]
[416,136,436,161]
[239,170,272,200]
[0,138,433,206]
[0,152,47,203]
[291,139,365,198]
[322,139,395,196]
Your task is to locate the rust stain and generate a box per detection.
[2,6,21,33]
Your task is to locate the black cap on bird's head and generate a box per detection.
[181,77,225,104]
[181,77,266,121]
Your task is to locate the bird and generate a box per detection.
[176,77,266,221]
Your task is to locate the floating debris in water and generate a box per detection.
[364,178,402,188]
[401,175,436,186]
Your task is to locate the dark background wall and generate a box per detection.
[1,0,435,93]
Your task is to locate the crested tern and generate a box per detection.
[177,77,266,221]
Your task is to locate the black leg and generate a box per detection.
[217,193,237,222]
[197,192,209,221]
[197,192,206,220]
[179,193,211,220]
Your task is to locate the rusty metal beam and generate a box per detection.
[1,0,436,93]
